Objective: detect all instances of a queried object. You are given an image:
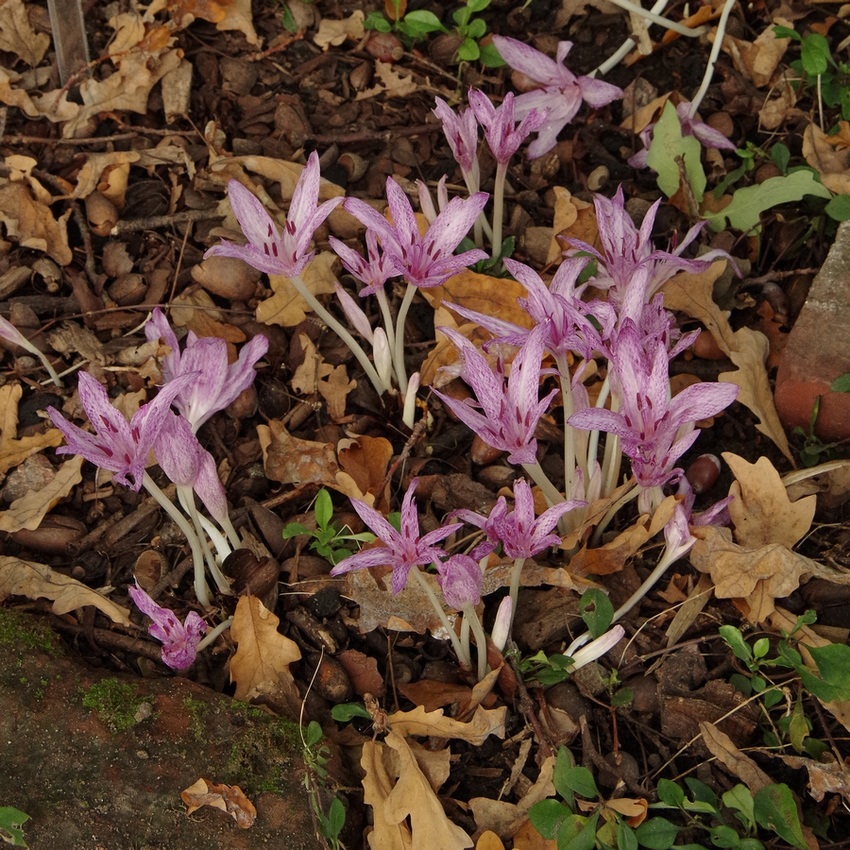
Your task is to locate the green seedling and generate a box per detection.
[530,747,808,850]
[0,807,30,848]
[282,489,375,565]
[301,719,347,849]
[790,395,849,466]
[773,25,850,123]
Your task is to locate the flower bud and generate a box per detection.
[373,327,393,390]
[334,282,373,343]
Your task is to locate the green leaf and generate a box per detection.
[772,24,801,42]
[762,688,783,708]
[331,702,371,722]
[466,0,491,13]
[364,11,392,30]
[771,143,791,173]
[753,784,807,849]
[282,522,313,539]
[825,194,850,221]
[830,372,850,392]
[562,812,599,850]
[529,799,571,839]
[704,170,832,232]
[315,489,334,529]
[457,37,480,61]
[466,17,487,38]
[788,697,810,753]
[719,625,754,666]
[580,588,614,638]
[0,807,29,848]
[645,101,706,201]
[722,784,756,831]
[657,778,685,809]
[709,824,742,848]
[479,42,506,67]
[561,765,599,800]
[611,688,634,708]
[553,746,577,805]
[327,796,346,839]
[752,637,770,659]
[618,821,639,850]
[305,719,324,748]
[801,33,831,76]
[685,778,719,812]
[798,641,850,701]
[399,9,446,37]
[635,816,680,849]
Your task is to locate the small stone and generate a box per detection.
[775,220,850,440]
[1,454,55,502]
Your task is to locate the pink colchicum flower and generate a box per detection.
[433,97,481,185]
[467,90,548,165]
[343,178,489,289]
[47,371,196,492]
[145,308,268,432]
[128,581,207,669]
[563,186,733,314]
[492,35,622,159]
[568,320,739,498]
[437,554,483,611]
[629,100,737,169]
[432,323,556,466]
[328,230,395,298]
[450,257,613,367]
[154,411,228,523]
[204,152,344,278]
[329,478,463,595]
[0,315,62,386]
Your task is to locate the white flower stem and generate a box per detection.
[393,283,418,395]
[590,481,638,547]
[592,0,671,76]
[375,288,398,382]
[463,604,490,681]
[585,374,610,475]
[689,0,737,117]
[611,541,690,623]
[491,161,508,260]
[143,473,211,608]
[197,616,233,651]
[289,273,387,396]
[508,556,525,636]
[603,0,709,37]
[177,485,231,594]
[556,358,577,496]
[521,461,564,507]
[411,566,470,667]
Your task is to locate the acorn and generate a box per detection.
[338,152,368,183]
[685,453,721,494]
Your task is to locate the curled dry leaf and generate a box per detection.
[803,121,850,195]
[0,455,83,533]
[313,10,366,50]
[180,777,257,828]
[780,755,850,804]
[386,703,507,746]
[0,183,72,266]
[699,721,773,792]
[0,0,50,66]
[0,555,132,626]
[0,384,64,476]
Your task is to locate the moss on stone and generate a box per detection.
[0,608,59,655]
[80,678,150,733]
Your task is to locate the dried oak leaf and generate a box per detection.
[382,728,473,850]
[361,737,414,850]
[713,16,793,88]
[355,61,417,101]
[664,265,792,463]
[780,755,850,803]
[180,777,257,828]
[803,121,850,195]
[723,452,815,548]
[0,67,78,125]
[0,0,49,66]
[0,555,132,625]
[386,703,507,746]
[0,455,82,533]
[229,595,301,716]
[0,183,72,266]
[0,384,64,476]
[256,252,339,327]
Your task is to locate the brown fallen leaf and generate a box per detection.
[718,328,794,465]
[0,183,72,266]
[0,555,131,625]
[386,703,507,746]
[0,0,50,66]
[355,60,417,100]
[712,16,793,88]
[229,595,301,717]
[337,435,394,510]
[313,10,366,49]
[699,721,773,792]
[476,831,507,850]
[180,777,257,828]
[382,728,473,850]
[803,121,850,195]
[0,384,64,476]
[779,755,850,803]
[723,452,815,548]
[259,420,340,489]
[0,455,83,533]
[361,737,415,850]
[256,253,339,327]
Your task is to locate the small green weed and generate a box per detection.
[529,746,809,849]
[80,678,148,733]
[283,489,375,565]
[301,719,346,849]
[0,807,30,848]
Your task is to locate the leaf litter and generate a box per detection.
[2,0,850,848]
